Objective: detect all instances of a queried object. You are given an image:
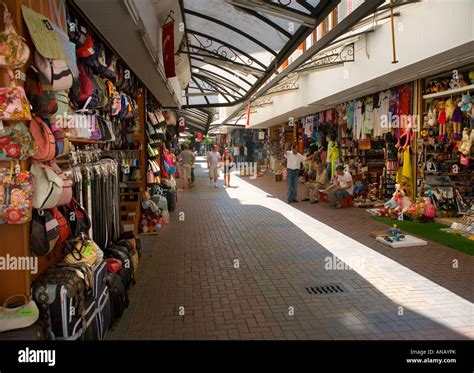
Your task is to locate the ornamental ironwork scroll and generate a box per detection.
[297,42,355,74]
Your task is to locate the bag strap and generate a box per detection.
[2,294,28,310]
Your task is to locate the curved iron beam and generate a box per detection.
[194,74,243,100]
[187,29,267,70]
[191,56,254,86]
[191,63,251,90]
[191,65,243,90]
[193,75,233,103]
[184,9,278,56]
[231,9,292,39]
[191,76,210,105]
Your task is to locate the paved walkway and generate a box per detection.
[108,159,473,340]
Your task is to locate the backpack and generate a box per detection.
[25,67,58,116]
[34,50,73,92]
[106,272,129,320]
[70,64,94,108]
[51,207,70,250]
[60,199,91,237]
[92,75,108,108]
[30,209,59,256]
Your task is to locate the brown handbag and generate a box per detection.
[30,116,56,161]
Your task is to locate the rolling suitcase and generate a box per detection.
[32,264,93,340]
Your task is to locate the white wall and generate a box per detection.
[248,0,474,128]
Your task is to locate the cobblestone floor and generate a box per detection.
[108,159,473,340]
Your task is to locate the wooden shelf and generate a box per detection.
[423,84,474,100]
[68,137,107,144]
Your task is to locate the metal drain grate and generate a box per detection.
[305,284,345,295]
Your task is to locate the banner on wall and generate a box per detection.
[162,21,176,78]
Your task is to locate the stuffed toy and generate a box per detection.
[460,93,472,113]
[445,98,456,120]
[469,70,474,85]
[452,99,464,140]
[384,184,411,215]
[424,106,437,127]
[423,196,436,219]
[437,100,447,141]
[459,128,473,156]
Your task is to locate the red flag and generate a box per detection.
[162,22,176,78]
[246,101,251,127]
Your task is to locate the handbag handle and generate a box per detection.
[2,294,28,310]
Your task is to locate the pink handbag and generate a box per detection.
[30,116,56,161]
[460,154,469,166]
[34,50,73,91]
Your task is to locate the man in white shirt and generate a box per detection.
[207,145,222,188]
[285,144,306,204]
[327,165,353,208]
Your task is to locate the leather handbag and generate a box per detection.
[59,198,91,237]
[0,121,36,160]
[31,161,64,209]
[0,294,39,333]
[0,165,33,224]
[30,116,56,161]
[0,2,30,69]
[64,237,99,266]
[0,85,32,121]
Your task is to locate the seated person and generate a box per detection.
[302,159,329,203]
[326,165,353,208]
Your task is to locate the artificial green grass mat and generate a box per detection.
[371,216,474,255]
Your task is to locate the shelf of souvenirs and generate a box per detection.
[424,172,472,177]
[422,84,474,100]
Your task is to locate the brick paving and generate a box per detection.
[108,159,473,340]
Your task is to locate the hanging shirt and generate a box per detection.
[355,100,364,140]
[379,90,391,134]
[285,151,305,170]
[364,96,374,134]
[345,101,355,130]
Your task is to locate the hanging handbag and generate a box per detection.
[30,116,56,161]
[51,206,70,249]
[146,169,155,184]
[0,82,32,121]
[0,121,36,160]
[30,208,59,256]
[0,165,33,224]
[64,237,99,266]
[0,2,30,69]
[34,50,73,92]
[50,162,72,206]
[31,161,64,209]
[358,139,372,150]
[59,198,91,237]
[0,294,39,333]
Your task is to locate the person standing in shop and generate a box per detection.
[207,144,222,188]
[179,144,195,189]
[223,148,234,187]
[285,144,306,204]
